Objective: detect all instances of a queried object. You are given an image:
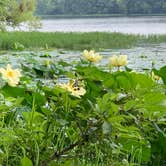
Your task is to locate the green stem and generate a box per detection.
[30,95,36,128]
[35,140,40,166]
[65,92,69,112]
[88,62,92,67]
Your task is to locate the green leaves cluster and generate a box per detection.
[0,53,165,166]
[0,0,40,31]
[36,0,166,15]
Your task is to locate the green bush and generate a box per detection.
[0,51,165,166]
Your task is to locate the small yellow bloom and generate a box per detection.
[44,60,52,66]
[151,71,160,81]
[58,80,86,98]
[83,50,102,63]
[109,55,128,67]
[0,64,22,87]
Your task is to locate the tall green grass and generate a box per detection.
[0,31,166,50]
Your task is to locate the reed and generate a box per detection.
[0,31,166,50]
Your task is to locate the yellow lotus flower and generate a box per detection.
[58,80,86,98]
[109,55,128,67]
[0,64,22,87]
[44,60,52,66]
[151,71,160,81]
[83,50,102,63]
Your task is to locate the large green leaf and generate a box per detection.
[1,85,26,98]
[21,156,33,166]
[160,67,166,84]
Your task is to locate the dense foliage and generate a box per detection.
[1,32,166,50]
[0,49,165,165]
[0,0,39,31]
[36,0,166,15]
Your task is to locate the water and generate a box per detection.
[1,43,165,71]
[51,43,166,71]
[40,16,166,35]
[4,16,166,70]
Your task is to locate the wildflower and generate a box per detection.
[83,50,102,63]
[44,60,52,66]
[109,55,128,67]
[151,71,160,81]
[58,80,86,98]
[0,64,22,87]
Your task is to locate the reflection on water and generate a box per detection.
[40,16,166,35]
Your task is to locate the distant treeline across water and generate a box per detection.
[36,0,166,15]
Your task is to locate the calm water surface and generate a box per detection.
[40,16,166,34]
[1,43,165,71]
[5,16,166,70]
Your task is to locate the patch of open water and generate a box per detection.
[40,16,166,35]
[0,43,166,71]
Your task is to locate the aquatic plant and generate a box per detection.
[0,50,165,166]
[109,54,128,67]
[83,50,102,63]
[0,64,21,86]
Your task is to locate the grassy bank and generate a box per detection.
[0,32,166,50]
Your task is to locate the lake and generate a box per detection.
[40,16,166,35]
[6,16,166,71]
[1,43,165,72]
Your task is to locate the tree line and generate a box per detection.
[36,0,166,15]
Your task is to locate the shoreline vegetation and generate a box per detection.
[35,0,166,17]
[38,14,166,19]
[0,48,165,165]
[1,32,166,50]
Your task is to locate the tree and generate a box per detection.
[35,0,166,16]
[0,0,40,31]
